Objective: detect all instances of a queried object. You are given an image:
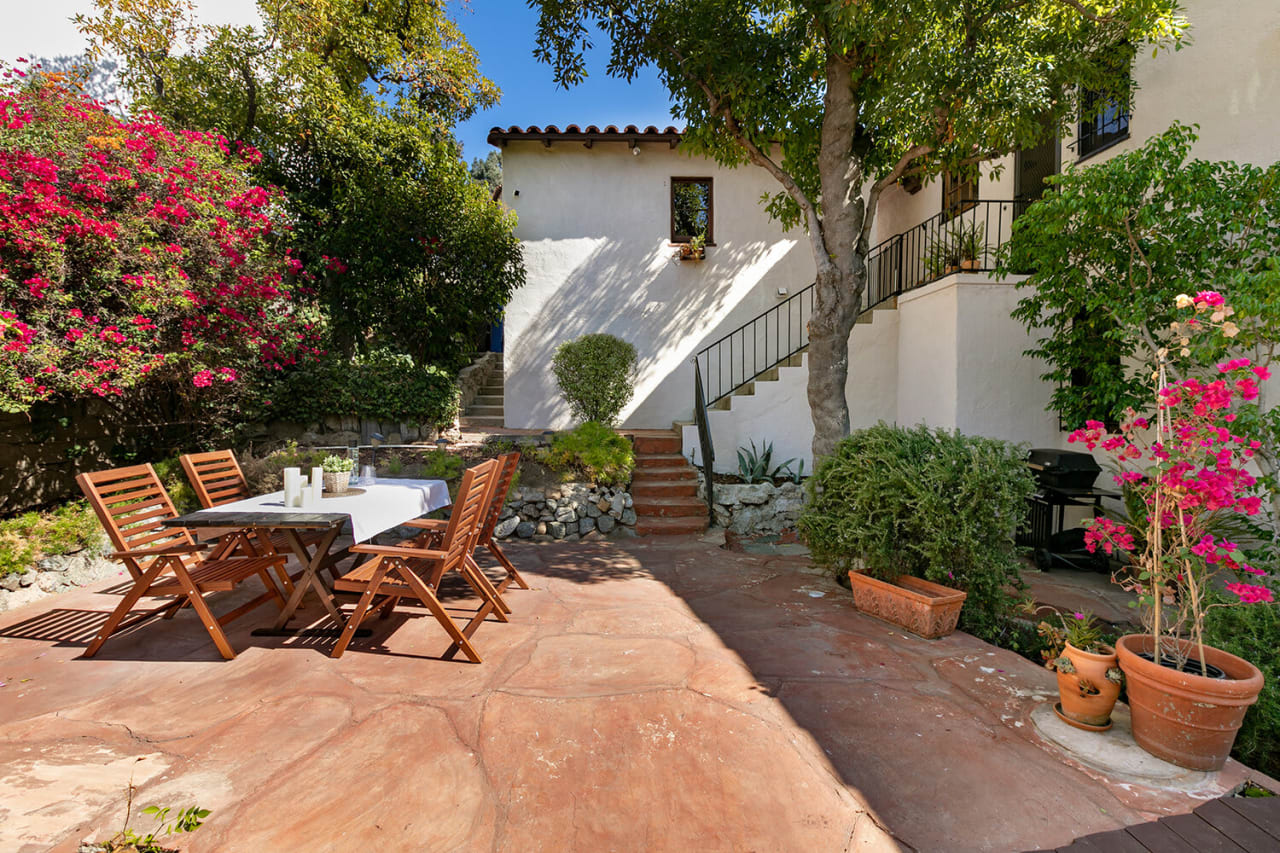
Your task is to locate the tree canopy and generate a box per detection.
[79,0,523,367]
[532,0,1185,456]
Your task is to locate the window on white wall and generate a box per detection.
[671,178,713,244]
[942,170,978,221]
[1077,90,1130,160]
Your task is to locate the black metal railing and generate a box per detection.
[692,359,715,523]
[693,198,1031,409]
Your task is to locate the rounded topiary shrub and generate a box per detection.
[798,422,1035,641]
[551,334,638,426]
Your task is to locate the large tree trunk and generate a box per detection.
[807,262,864,460]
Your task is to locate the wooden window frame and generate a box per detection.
[942,170,979,221]
[670,177,715,245]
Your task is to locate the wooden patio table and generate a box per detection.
[163,479,451,634]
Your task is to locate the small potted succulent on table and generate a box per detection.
[320,454,355,495]
[1038,609,1124,731]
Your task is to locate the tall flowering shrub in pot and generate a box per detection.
[0,65,322,434]
[1074,291,1271,770]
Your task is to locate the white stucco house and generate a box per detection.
[490,0,1280,474]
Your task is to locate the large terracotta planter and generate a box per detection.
[1116,634,1264,771]
[846,572,966,639]
[1055,642,1122,730]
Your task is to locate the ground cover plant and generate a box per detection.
[536,422,636,486]
[799,422,1035,640]
[0,501,103,577]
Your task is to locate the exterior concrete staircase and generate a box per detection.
[459,354,504,428]
[628,430,709,535]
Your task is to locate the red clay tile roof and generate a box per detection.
[486,124,682,147]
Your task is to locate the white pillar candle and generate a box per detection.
[283,468,301,507]
[311,466,324,500]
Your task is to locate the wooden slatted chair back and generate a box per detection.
[180,450,251,508]
[77,464,194,578]
[476,453,520,543]
[435,458,500,577]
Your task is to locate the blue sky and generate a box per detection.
[453,1,677,162]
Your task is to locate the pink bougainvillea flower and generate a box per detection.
[192,369,214,388]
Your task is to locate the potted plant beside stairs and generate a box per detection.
[799,423,1035,640]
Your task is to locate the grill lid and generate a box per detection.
[1026,448,1101,475]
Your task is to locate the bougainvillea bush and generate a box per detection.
[1074,291,1275,671]
[0,64,321,418]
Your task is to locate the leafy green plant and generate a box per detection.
[785,459,806,484]
[536,421,634,486]
[799,423,1036,640]
[0,501,104,577]
[950,221,988,263]
[321,454,354,473]
[551,334,638,426]
[418,449,464,481]
[383,456,405,477]
[99,779,211,853]
[1203,595,1280,777]
[238,441,331,494]
[736,439,795,484]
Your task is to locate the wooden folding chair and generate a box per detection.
[330,458,506,661]
[77,464,288,660]
[403,452,530,595]
[180,449,331,590]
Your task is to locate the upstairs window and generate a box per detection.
[1077,90,1130,160]
[671,178,713,244]
[942,170,978,220]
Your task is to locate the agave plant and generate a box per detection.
[737,439,795,484]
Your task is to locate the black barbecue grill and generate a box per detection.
[1019,448,1120,571]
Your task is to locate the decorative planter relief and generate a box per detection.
[846,571,966,639]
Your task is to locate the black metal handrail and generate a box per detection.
[692,198,1031,408]
[692,359,715,523]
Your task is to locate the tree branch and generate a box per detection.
[862,144,933,248]
[1054,0,1118,24]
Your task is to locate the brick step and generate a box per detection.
[467,405,504,416]
[636,516,709,536]
[459,415,503,427]
[631,434,682,455]
[631,481,698,498]
[635,453,688,469]
[632,497,708,518]
[630,466,697,483]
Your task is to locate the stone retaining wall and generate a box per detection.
[496,482,637,542]
[0,540,118,613]
[700,477,807,535]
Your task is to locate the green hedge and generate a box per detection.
[799,423,1035,641]
[1203,597,1280,777]
[256,349,460,428]
[552,334,637,426]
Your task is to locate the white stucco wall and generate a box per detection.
[501,141,815,430]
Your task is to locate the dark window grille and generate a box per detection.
[942,171,978,221]
[671,178,713,243]
[1077,90,1130,159]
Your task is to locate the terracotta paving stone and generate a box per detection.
[0,537,1273,852]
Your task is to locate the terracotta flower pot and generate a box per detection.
[1055,642,1121,730]
[1116,634,1264,771]
[846,572,966,639]
[960,259,980,271]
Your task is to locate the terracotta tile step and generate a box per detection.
[631,434,682,454]
[632,497,709,518]
[630,466,698,483]
[635,515,709,536]
[635,453,690,468]
[631,481,698,498]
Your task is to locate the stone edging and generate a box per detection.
[697,476,807,535]
[496,482,636,542]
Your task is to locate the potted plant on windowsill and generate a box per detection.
[1037,608,1124,731]
[1075,290,1270,770]
[673,233,707,262]
[320,454,355,494]
[799,422,1035,640]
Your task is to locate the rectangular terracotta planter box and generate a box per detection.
[847,571,967,639]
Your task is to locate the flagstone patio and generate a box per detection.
[0,537,1270,852]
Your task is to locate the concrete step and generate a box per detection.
[468,405,504,417]
[631,433,682,455]
[636,516,709,536]
[635,454,688,469]
[473,394,504,406]
[631,481,698,499]
[631,496,708,518]
[630,466,698,483]
[481,382,504,392]
[459,415,504,427]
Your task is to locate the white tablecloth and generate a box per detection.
[211,478,451,542]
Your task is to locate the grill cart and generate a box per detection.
[1019,448,1120,571]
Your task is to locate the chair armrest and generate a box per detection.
[111,542,206,560]
[350,543,448,560]
[403,518,448,530]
